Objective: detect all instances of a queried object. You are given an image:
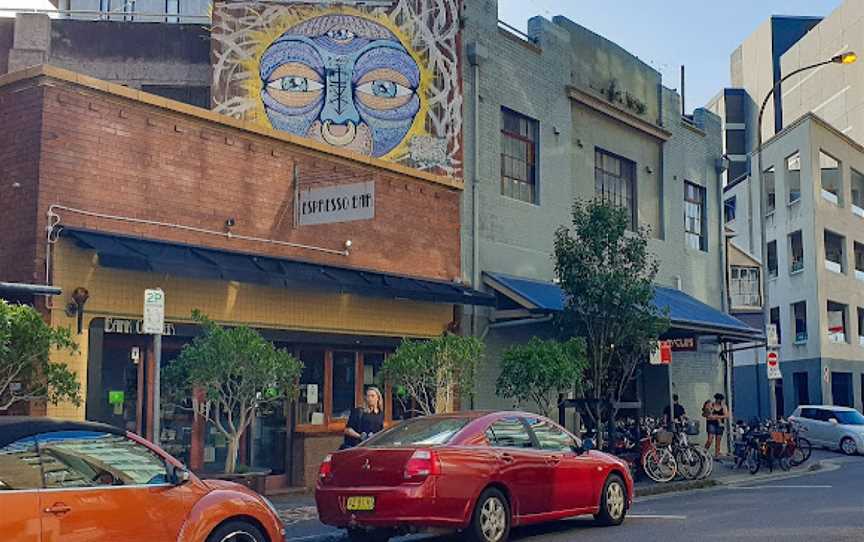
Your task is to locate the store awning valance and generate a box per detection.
[63,229,495,307]
[483,271,763,341]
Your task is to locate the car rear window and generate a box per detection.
[363,417,469,447]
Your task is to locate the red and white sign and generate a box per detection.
[650,341,673,365]
[767,350,782,380]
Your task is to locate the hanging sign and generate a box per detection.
[767,351,782,380]
[650,341,673,365]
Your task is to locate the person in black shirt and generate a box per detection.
[663,394,686,425]
[342,386,384,449]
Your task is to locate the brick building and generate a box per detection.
[0,65,490,489]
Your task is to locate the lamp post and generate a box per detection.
[756,52,857,420]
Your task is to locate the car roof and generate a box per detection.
[797,405,857,411]
[0,416,125,448]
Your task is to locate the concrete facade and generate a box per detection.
[461,2,729,433]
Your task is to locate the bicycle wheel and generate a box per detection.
[643,448,677,483]
[675,447,703,480]
[746,446,760,475]
[696,447,714,479]
[790,437,812,466]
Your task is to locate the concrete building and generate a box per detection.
[461,3,760,434]
[725,112,864,417]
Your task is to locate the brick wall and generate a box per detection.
[2,75,461,285]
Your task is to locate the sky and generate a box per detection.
[498,0,843,111]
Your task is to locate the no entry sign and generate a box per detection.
[767,350,782,380]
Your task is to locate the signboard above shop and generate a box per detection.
[297,181,375,226]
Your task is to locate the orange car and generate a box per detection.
[0,417,285,542]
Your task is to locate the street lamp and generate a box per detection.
[755,51,857,420]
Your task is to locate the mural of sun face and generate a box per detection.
[259,14,422,158]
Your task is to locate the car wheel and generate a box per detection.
[467,487,511,542]
[206,520,266,542]
[346,527,393,542]
[840,437,858,456]
[594,474,627,526]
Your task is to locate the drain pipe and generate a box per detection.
[468,42,488,336]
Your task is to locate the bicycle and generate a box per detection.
[670,419,706,480]
[641,427,678,483]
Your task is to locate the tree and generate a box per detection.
[554,199,669,446]
[382,333,484,416]
[0,300,80,411]
[163,310,302,474]
[496,337,587,417]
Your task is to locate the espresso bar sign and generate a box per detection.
[298,181,375,226]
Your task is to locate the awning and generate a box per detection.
[62,229,495,307]
[483,271,763,341]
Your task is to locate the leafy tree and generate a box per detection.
[554,199,669,446]
[163,310,302,474]
[496,337,587,417]
[0,300,80,411]
[382,333,484,416]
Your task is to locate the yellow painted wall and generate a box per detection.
[47,239,453,420]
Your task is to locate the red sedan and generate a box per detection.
[315,411,633,542]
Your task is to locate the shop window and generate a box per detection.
[730,266,760,307]
[767,240,778,278]
[595,148,636,229]
[296,350,325,425]
[792,301,808,343]
[824,230,846,274]
[789,230,804,273]
[787,153,801,204]
[332,351,357,419]
[724,196,736,223]
[501,108,538,204]
[827,300,849,344]
[770,306,781,344]
[820,151,842,205]
[793,372,810,407]
[852,168,864,214]
[764,166,776,213]
[832,372,853,407]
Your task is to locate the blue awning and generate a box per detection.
[483,271,763,340]
[62,229,495,307]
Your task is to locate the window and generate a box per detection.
[770,306,781,344]
[724,196,737,223]
[122,0,135,21]
[729,161,748,184]
[767,240,778,278]
[332,351,357,419]
[501,108,538,204]
[793,372,810,407]
[684,181,707,251]
[855,242,864,280]
[296,350,325,425]
[39,431,167,488]
[792,301,808,343]
[365,417,469,448]
[595,148,636,229]
[789,231,804,273]
[525,418,575,452]
[166,0,180,22]
[820,151,842,205]
[799,407,817,419]
[827,301,849,344]
[858,307,864,346]
[725,129,746,155]
[99,0,110,19]
[764,166,776,213]
[730,266,760,307]
[486,418,533,448]
[0,438,41,490]
[787,153,801,204]
[824,230,845,274]
[831,374,854,408]
[852,168,864,212]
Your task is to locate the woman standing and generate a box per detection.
[342,386,384,449]
[704,393,729,457]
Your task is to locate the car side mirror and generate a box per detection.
[580,438,595,454]
[830,418,839,425]
[168,464,190,485]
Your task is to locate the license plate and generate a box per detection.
[346,496,375,511]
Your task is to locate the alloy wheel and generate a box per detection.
[606,481,625,520]
[218,531,258,542]
[479,496,507,542]
[841,437,857,455]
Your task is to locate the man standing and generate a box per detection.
[663,394,686,424]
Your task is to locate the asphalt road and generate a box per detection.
[285,453,864,542]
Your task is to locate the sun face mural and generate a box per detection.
[212,2,462,177]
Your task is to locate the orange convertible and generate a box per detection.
[0,417,285,542]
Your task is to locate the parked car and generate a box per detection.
[789,405,864,455]
[315,410,633,542]
[0,417,285,542]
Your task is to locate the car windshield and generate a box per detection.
[362,417,469,447]
[834,411,864,425]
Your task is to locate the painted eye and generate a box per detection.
[356,80,413,98]
[266,76,323,92]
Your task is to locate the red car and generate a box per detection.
[315,411,633,542]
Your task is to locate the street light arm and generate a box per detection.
[757,59,835,144]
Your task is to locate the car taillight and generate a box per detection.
[403,450,440,482]
[319,454,332,483]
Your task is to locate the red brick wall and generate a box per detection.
[0,84,43,284]
[19,78,461,284]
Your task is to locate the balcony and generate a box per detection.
[822,189,839,205]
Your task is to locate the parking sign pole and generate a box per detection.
[152,333,162,447]
[144,288,165,447]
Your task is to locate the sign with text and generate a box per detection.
[766,324,779,348]
[650,341,673,365]
[767,351,782,380]
[105,317,176,336]
[298,181,375,226]
[142,289,165,335]
[668,337,698,351]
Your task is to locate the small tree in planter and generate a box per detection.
[382,333,484,416]
[496,337,587,417]
[164,311,302,474]
[0,300,80,411]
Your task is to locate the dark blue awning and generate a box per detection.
[62,229,495,307]
[483,271,763,340]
